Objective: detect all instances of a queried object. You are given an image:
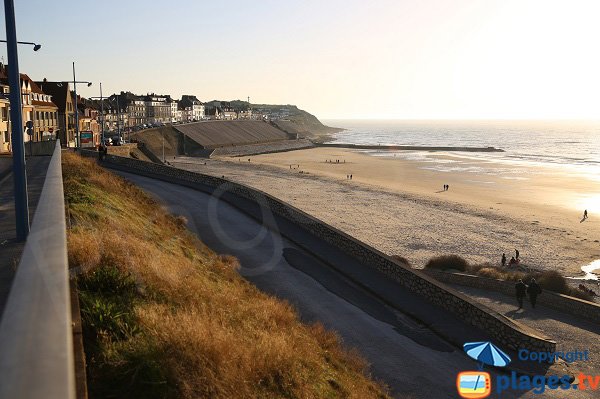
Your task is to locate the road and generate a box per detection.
[114,170,593,399]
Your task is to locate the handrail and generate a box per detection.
[0,141,74,399]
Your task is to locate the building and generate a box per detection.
[75,96,101,148]
[179,95,204,122]
[36,79,75,147]
[0,78,10,153]
[29,78,59,142]
[144,94,170,123]
[115,91,146,127]
[166,96,179,123]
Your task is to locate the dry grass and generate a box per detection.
[63,152,389,399]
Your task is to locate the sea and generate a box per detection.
[323,120,600,183]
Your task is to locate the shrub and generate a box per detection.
[425,255,469,272]
[535,270,569,294]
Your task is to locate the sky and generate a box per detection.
[2,0,600,120]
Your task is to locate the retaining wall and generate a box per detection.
[85,151,556,353]
[424,269,600,323]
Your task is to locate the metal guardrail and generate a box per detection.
[0,141,75,399]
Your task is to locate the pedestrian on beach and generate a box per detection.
[515,279,527,309]
[527,278,542,308]
[515,249,520,260]
[350,174,353,180]
[583,209,588,219]
[446,184,449,191]
[501,253,506,267]
[509,256,516,266]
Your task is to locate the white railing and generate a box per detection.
[0,141,75,399]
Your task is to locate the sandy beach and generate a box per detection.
[171,147,600,279]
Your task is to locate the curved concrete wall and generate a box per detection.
[86,151,556,353]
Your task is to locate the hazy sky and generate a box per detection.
[2,0,600,119]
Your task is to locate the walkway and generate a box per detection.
[0,156,51,315]
[450,284,600,377]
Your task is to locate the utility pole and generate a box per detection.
[72,62,79,149]
[4,0,30,240]
[115,95,121,139]
[100,82,104,144]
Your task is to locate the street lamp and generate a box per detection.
[70,61,92,150]
[2,0,36,240]
[0,39,41,51]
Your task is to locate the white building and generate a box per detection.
[179,95,204,122]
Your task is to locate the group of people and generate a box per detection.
[346,174,353,180]
[501,249,520,267]
[515,278,542,309]
[442,184,450,191]
[326,159,345,164]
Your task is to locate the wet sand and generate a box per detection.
[172,147,600,278]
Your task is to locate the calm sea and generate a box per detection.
[323,120,600,181]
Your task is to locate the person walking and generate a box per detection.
[515,249,520,260]
[501,253,507,267]
[584,209,588,219]
[527,278,542,308]
[515,279,527,309]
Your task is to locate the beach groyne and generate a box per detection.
[317,143,504,152]
[82,150,555,354]
[424,269,600,323]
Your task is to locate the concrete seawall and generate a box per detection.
[83,150,556,353]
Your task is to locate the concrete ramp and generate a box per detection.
[174,120,290,149]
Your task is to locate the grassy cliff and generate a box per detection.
[63,153,388,399]
[223,100,343,140]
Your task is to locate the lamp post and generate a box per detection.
[71,62,92,150]
[3,0,31,240]
[0,40,41,51]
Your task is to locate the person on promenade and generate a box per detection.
[527,278,542,308]
[501,253,507,267]
[515,279,527,309]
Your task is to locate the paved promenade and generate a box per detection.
[450,284,600,377]
[0,156,51,316]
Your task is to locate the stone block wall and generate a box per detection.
[94,153,557,353]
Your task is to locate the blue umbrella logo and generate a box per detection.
[463,341,511,370]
